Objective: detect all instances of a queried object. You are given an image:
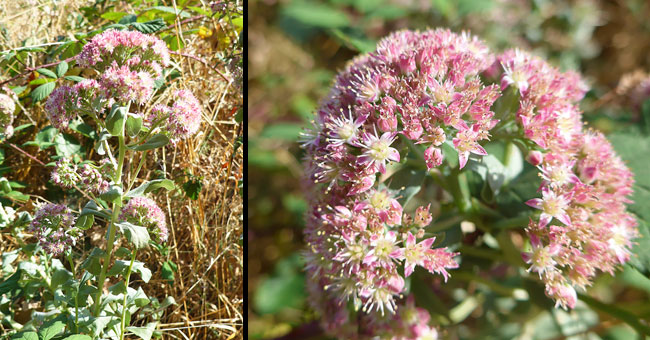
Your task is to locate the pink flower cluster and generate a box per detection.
[0,86,16,138]
[146,90,202,142]
[76,29,170,70]
[51,158,114,194]
[119,197,168,243]
[29,203,78,256]
[301,29,505,338]
[45,30,203,143]
[301,28,638,335]
[101,62,154,104]
[498,50,637,309]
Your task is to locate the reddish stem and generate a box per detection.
[0,57,75,87]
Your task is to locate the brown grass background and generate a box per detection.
[0,0,243,339]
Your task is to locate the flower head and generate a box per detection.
[77,29,170,71]
[29,203,78,256]
[0,91,16,138]
[101,63,154,104]
[119,197,168,243]
[44,86,79,129]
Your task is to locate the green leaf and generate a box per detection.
[620,265,650,294]
[11,85,27,95]
[579,293,650,335]
[259,123,303,141]
[441,141,459,168]
[387,167,426,208]
[0,178,11,193]
[0,270,21,295]
[118,14,138,24]
[107,260,152,283]
[144,6,192,18]
[609,133,650,272]
[64,75,86,82]
[125,115,143,137]
[254,255,306,314]
[161,260,177,284]
[106,260,130,277]
[81,247,105,276]
[128,287,150,307]
[116,222,150,249]
[182,178,202,200]
[126,322,157,340]
[101,11,129,22]
[80,200,111,220]
[69,120,97,139]
[31,82,56,102]
[62,335,92,340]
[129,19,167,34]
[129,134,169,151]
[39,321,65,340]
[13,332,38,340]
[126,179,175,198]
[5,190,29,202]
[99,185,123,205]
[54,133,83,157]
[36,68,58,79]
[75,214,95,230]
[132,261,152,283]
[282,3,350,28]
[106,104,127,136]
[55,61,68,78]
[330,29,377,53]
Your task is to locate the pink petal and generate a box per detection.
[420,237,436,249]
[539,214,551,228]
[557,213,571,226]
[388,148,400,162]
[405,233,416,248]
[472,144,488,156]
[404,263,415,277]
[525,198,543,209]
[458,152,469,169]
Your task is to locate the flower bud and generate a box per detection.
[526,150,543,166]
[424,146,444,170]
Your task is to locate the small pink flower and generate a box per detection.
[364,231,400,267]
[325,107,367,146]
[452,125,488,169]
[521,233,560,277]
[359,130,400,174]
[526,187,572,227]
[546,281,577,310]
[526,150,543,166]
[424,146,443,170]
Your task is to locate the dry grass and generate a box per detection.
[0,1,243,339]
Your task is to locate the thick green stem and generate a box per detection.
[127,150,148,193]
[93,135,126,317]
[67,253,78,332]
[119,249,137,340]
[448,170,473,214]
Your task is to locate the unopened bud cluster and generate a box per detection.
[29,203,79,256]
[51,158,114,194]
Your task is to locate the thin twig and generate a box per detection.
[9,143,44,166]
[0,57,75,87]
[169,51,230,82]
[158,15,204,33]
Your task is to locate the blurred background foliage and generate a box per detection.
[248,0,650,339]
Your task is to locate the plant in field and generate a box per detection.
[300,29,637,339]
[0,28,201,340]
